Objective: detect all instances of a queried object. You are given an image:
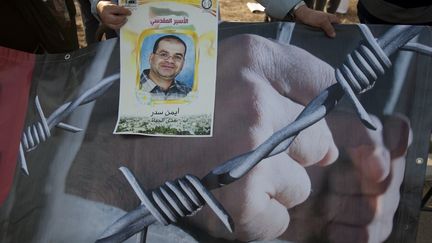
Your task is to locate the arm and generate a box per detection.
[257,0,340,38]
[90,0,131,29]
[257,0,303,20]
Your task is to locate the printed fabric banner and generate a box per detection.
[114,0,219,136]
[0,23,432,243]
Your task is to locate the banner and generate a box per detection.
[0,23,431,243]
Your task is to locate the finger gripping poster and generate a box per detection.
[114,0,218,136]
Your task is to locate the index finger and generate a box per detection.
[328,112,391,182]
[328,14,341,24]
[320,18,337,38]
[110,6,132,16]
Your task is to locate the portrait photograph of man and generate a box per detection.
[139,34,195,101]
[114,3,216,136]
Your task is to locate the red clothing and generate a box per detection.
[0,47,34,205]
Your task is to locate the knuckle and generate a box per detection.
[290,121,334,166]
[235,204,290,241]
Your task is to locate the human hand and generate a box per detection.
[185,34,341,241]
[294,5,340,38]
[96,0,131,29]
[280,112,411,243]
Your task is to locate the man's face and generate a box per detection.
[149,39,186,81]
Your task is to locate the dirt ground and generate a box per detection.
[219,0,359,23]
[75,0,359,47]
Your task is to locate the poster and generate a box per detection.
[114,0,219,136]
[1,23,432,243]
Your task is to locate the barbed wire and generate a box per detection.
[18,73,120,175]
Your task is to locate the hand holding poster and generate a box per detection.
[114,0,218,136]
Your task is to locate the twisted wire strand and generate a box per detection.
[378,26,426,56]
[97,205,155,243]
[97,167,233,243]
[18,73,120,175]
[401,42,432,56]
[203,84,343,187]
[21,96,51,152]
[205,24,393,187]
[46,74,120,129]
[137,172,231,229]
[218,25,430,185]
[97,90,339,242]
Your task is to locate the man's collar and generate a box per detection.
[141,75,158,92]
[141,69,177,92]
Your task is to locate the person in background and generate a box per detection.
[78,0,100,44]
[90,0,131,30]
[0,0,79,53]
[305,0,341,14]
[258,0,340,37]
[357,0,432,25]
[78,0,120,44]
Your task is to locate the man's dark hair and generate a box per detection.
[152,35,187,55]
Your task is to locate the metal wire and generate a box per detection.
[401,42,432,56]
[96,167,233,243]
[18,73,120,175]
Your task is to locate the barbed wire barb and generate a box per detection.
[18,74,120,175]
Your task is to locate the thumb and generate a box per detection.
[233,154,311,240]
[261,154,312,209]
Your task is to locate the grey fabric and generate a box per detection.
[1,23,432,243]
